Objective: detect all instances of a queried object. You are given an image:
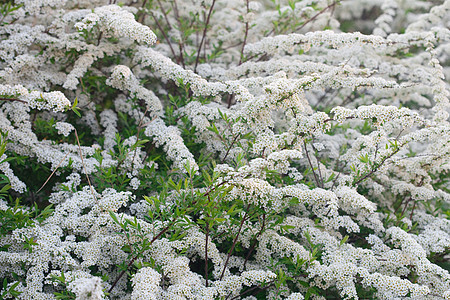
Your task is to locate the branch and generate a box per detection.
[296,1,338,32]
[238,0,250,65]
[219,206,250,280]
[0,97,27,104]
[151,12,178,61]
[108,216,179,293]
[194,0,216,72]
[304,140,321,188]
[353,144,403,186]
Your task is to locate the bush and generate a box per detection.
[0,0,449,299]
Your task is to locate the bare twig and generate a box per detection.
[228,280,275,300]
[172,0,186,68]
[0,97,27,104]
[296,1,338,32]
[219,206,250,280]
[242,213,265,270]
[151,12,178,60]
[205,220,210,287]
[303,140,321,188]
[157,0,172,30]
[74,129,97,202]
[36,152,70,194]
[238,0,250,65]
[130,107,149,173]
[194,0,216,72]
[312,138,324,188]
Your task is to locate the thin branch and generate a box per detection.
[130,106,149,173]
[296,1,338,32]
[303,140,321,188]
[36,152,70,194]
[157,0,172,30]
[205,220,210,287]
[312,138,324,188]
[238,0,250,65]
[194,0,216,72]
[108,216,179,293]
[221,133,240,163]
[74,129,97,202]
[0,97,27,104]
[172,0,186,68]
[228,280,275,300]
[151,12,178,60]
[242,213,265,270]
[354,144,403,186]
[219,206,249,280]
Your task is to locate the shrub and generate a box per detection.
[0,0,449,299]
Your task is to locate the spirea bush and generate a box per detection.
[0,0,449,299]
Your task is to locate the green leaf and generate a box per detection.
[340,235,349,246]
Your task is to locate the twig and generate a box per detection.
[130,107,149,173]
[205,220,210,287]
[36,152,70,194]
[194,0,216,72]
[0,97,27,104]
[157,0,172,30]
[219,206,249,280]
[238,0,250,65]
[108,216,179,293]
[353,144,403,186]
[228,280,275,300]
[172,0,186,68]
[303,140,321,188]
[221,133,240,163]
[296,1,338,32]
[151,12,178,60]
[242,213,265,270]
[312,138,324,188]
[74,129,97,202]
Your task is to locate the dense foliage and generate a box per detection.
[0,0,449,299]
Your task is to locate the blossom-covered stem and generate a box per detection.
[194,0,216,72]
[304,140,321,188]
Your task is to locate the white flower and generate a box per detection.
[68,276,104,300]
[54,122,75,137]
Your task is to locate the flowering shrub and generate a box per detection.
[0,0,449,299]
